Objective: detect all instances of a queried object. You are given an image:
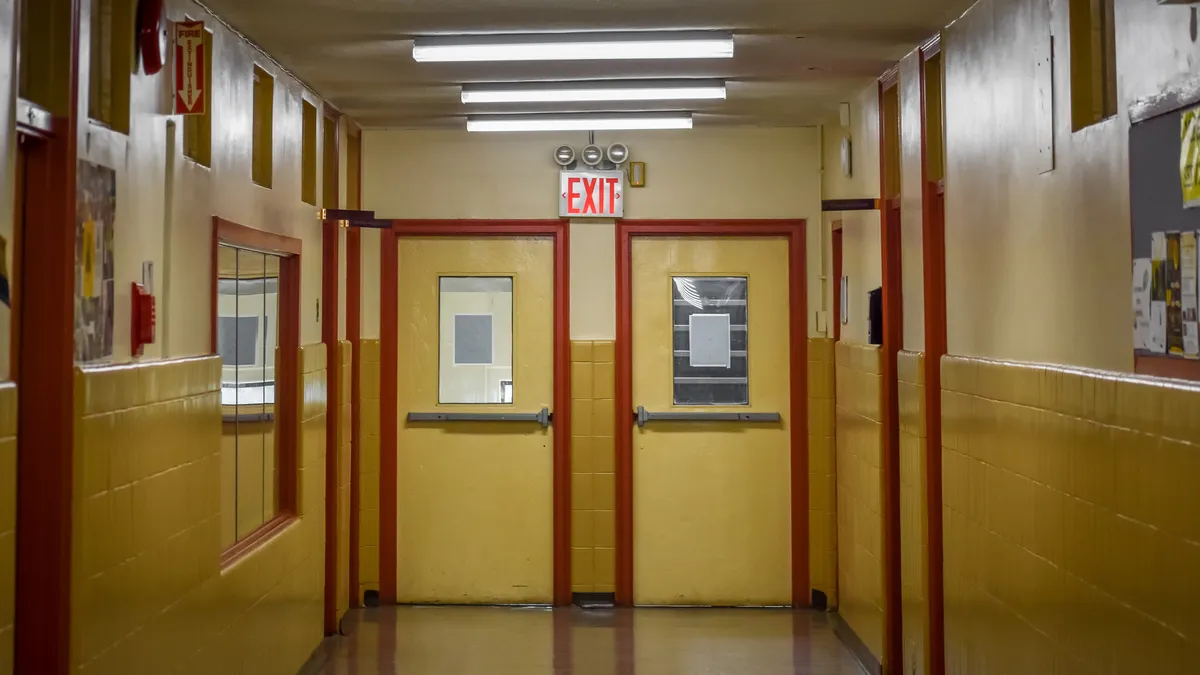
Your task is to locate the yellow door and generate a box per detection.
[632,237,793,606]
[395,236,555,604]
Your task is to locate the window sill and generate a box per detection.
[221,513,299,569]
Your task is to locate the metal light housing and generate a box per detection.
[581,144,605,167]
[607,143,630,165]
[553,144,576,166]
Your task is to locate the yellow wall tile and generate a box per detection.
[592,399,615,439]
[594,510,616,548]
[70,350,329,675]
[569,340,620,597]
[592,435,615,473]
[808,338,839,606]
[357,339,382,597]
[571,362,594,400]
[593,341,615,364]
[572,400,594,438]
[571,340,594,364]
[942,354,1200,675]
[572,510,594,548]
[594,547,616,586]
[571,437,593,475]
[572,548,594,588]
[0,383,15,675]
[834,340,885,660]
[592,473,615,511]
[572,473,594,511]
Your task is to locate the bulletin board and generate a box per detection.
[1129,82,1200,381]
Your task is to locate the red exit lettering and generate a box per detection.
[565,175,622,216]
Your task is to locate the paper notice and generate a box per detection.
[1150,301,1168,354]
[1184,233,1198,357]
[1183,106,1200,209]
[1133,258,1152,350]
[1168,232,1184,354]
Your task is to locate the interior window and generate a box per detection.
[438,276,514,404]
[672,276,749,406]
[87,0,133,132]
[218,243,281,548]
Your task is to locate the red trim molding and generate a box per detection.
[348,226,362,606]
[920,42,948,675]
[321,218,341,634]
[377,219,573,605]
[379,226,399,603]
[15,4,82,673]
[613,220,809,607]
[878,77,904,675]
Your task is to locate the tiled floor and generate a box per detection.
[310,606,868,675]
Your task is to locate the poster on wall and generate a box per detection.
[1184,232,1199,357]
[1149,232,1168,354]
[75,160,116,363]
[1182,106,1200,209]
[1133,258,1151,350]
[1167,231,1184,354]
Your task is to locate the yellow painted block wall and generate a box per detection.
[834,341,884,659]
[807,339,838,605]
[570,340,616,594]
[70,346,327,675]
[357,339,381,599]
[338,340,352,619]
[0,384,15,675]
[897,351,927,675]
[942,356,1200,674]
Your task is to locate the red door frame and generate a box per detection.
[14,0,82,672]
[378,220,573,606]
[919,34,948,675]
[878,68,905,675]
[346,122,363,607]
[613,220,810,607]
[320,106,342,635]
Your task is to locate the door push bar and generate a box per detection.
[407,407,552,429]
[634,405,782,428]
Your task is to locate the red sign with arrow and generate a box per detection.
[174,20,206,115]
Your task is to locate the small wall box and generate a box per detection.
[629,162,646,188]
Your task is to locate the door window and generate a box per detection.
[439,276,514,404]
[672,276,749,405]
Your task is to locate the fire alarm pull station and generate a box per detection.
[132,282,156,356]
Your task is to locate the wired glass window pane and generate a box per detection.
[217,244,282,549]
[672,276,749,406]
[439,276,514,404]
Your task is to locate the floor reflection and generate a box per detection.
[313,606,867,675]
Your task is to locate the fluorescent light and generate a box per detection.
[461,80,726,104]
[467,113,693,132]
[414,32,734,63]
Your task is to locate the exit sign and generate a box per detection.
[560,171,624,218]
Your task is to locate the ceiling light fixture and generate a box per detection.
[467,113,693,133]
[461,80,726,104]
[414,32,734,63]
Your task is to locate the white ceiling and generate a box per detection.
[200,0,972,128]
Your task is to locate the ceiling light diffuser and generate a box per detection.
[461,80,726,104]
[414,32,734,63]
[467,113,693,133]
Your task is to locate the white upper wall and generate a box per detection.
[361,127,824,339]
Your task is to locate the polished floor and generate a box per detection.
[311,606,868,675]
